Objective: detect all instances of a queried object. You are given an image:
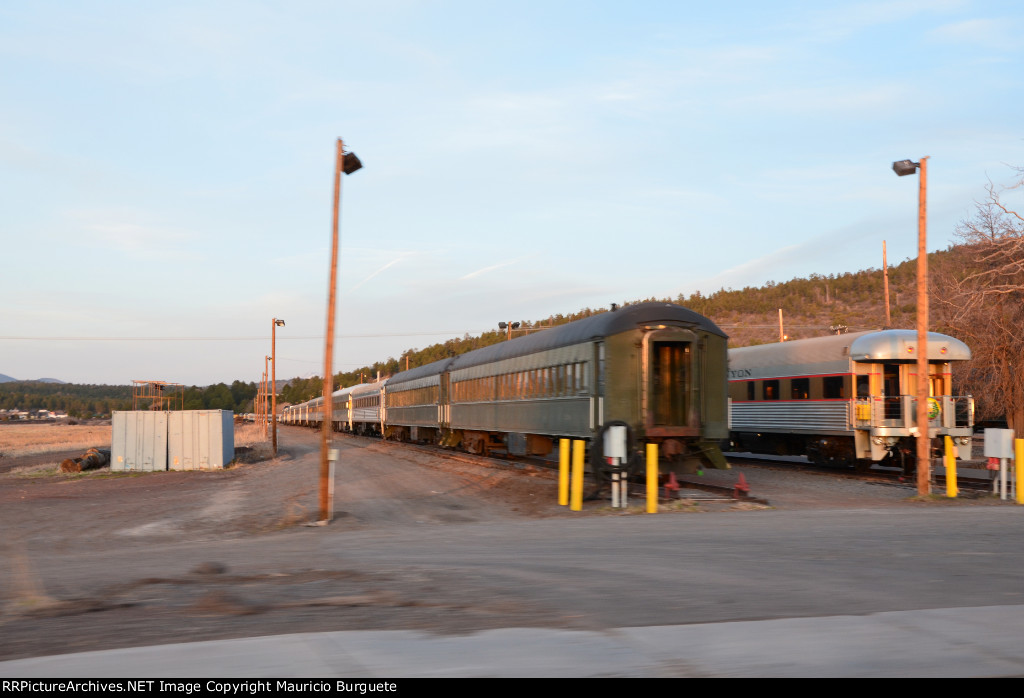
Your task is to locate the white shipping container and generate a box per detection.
[168,410,234,470]
[111,411,168,472]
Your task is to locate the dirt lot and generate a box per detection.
[0,424,601,660]
[0,424,1009,661]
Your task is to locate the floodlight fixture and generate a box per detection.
[343,152,363,175]
[892,159,919,177]
[499,321,521,340]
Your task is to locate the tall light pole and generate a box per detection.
[272,318,285,456]
[264,355,271,440]
[320,138,363,523]
[892,156,930,496]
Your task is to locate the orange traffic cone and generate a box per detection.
[734,472,750,499]
[663,472,681,499]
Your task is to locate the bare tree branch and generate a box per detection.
[933,166,1024,432]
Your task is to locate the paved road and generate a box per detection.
[4,604,1024,678]
[3,506,1024,677]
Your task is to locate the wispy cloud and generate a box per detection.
[459,255,530,280]
[348,257,406,291]
[930,17,1022,51]
[800,0,966,42]
[73,212,200,261]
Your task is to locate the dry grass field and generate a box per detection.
[0,420,272,472]
[0,423,113,458]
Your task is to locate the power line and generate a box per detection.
[0,331,482,341]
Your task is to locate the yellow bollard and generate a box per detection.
[944,435,957,498]
[1016,439,1023,506]
[646,443,659,514]
[570,440,584,511]
[558,439,570,506]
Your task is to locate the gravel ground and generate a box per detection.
[0,427,1014,661]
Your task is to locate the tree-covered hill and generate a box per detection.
[278,246,968,406]
[2,244,991,419]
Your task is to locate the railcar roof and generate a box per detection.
[385,358,456,386]
[447,302,724,371]
[331,381,383,397]
[729,329,971,371]
[848,329,970,362]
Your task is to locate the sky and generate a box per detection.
[2,0,1023,386]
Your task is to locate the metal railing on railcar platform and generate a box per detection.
[853,396,973,430]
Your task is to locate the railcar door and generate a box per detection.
[591,341,604,431]
[642,327,698,437]
[882,363,902,421]
[439,372,450,429]
[652,341,688,426]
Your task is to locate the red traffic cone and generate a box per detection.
[663,472,681,498]
[734,472,750,499]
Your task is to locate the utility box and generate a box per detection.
[984,428,1016,459]
[168,410,234,470]
[603,425,628,461]
[111,411,168,472]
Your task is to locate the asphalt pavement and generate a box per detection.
[3,603,1024,677]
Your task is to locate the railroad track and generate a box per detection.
[724,452,996,493]
[316,428,768,504]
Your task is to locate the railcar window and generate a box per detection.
[824,376,845,399]
[763,380,779,400]
[791,378,809,400]
[746,382,755,400]
[856,375,869,397]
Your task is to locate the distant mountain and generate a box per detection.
[0,375,66,384]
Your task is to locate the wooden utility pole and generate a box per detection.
[915,157,930,496]
[264,356,271,440]
[883,240,891,326]
[319,137,362,523]
[320,139,343,522]
[778,308,785,342]
[892,156,931,496]
[272,319,284,456]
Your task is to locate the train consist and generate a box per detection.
[283,302,731,480]
[727,329,975,471]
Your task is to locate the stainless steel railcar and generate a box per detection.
[283,382,384,435]
[289,302,731,478]
[727,329,974,470]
